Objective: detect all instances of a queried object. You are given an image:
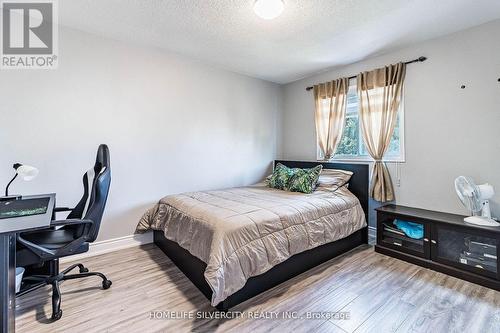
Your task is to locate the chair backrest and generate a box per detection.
[66,144,111,242]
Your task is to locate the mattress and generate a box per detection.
[136,184,366,306]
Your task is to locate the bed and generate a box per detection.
[137,160,369,311]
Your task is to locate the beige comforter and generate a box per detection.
[136,184,366,306]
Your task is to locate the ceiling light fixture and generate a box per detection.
[253,0,284,20]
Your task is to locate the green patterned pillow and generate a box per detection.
[288,165,323,194]
[268,163,323,194]
[268,163,294,190]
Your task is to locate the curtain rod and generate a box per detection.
[305,56,427,91]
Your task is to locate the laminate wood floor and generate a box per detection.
[16,243,500,333]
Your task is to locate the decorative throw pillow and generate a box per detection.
[267,163,295,190]
[287,165,323,194]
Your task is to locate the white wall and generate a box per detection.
[0,27,282,241]
[281,20,500,225]
[3,19,499,239]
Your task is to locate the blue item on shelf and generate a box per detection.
[393,220,423,239]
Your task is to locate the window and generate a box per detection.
[318,84,404,162]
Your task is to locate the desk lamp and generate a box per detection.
[1,163,39,201]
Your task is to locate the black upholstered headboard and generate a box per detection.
[274,160,369,220]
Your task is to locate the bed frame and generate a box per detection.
[153,160,369,311]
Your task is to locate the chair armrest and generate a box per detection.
[53,207,74,213]
[50,219,94,227]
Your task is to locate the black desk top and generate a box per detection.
[376,204,500,234]
[0,194,55,234]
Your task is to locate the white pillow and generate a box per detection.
[317,169,353,190]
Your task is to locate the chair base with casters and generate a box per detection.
[16,144,113,322]
[17,260,112,320]
[16,255,113,321]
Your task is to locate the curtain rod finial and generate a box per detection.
[418,56,427,62]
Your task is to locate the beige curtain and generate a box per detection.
[313,78,349,160]
[357,62,406,202]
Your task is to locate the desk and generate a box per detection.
[0,194,55,333]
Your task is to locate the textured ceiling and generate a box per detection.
[58,0,500,83]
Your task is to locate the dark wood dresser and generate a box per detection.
[375,204,500,290]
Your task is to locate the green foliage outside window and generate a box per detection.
[336,116,359,155]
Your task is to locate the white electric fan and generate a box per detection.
[455,176,499,227]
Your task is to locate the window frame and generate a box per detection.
[316,82,405,163]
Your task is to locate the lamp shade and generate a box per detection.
[16,164,39,181]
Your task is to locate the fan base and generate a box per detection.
[464,216,500,227]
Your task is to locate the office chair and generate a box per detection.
[16,144,112,321]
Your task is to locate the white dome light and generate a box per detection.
[253,0,284,20]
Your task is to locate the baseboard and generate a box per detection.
[60,232,153,263]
